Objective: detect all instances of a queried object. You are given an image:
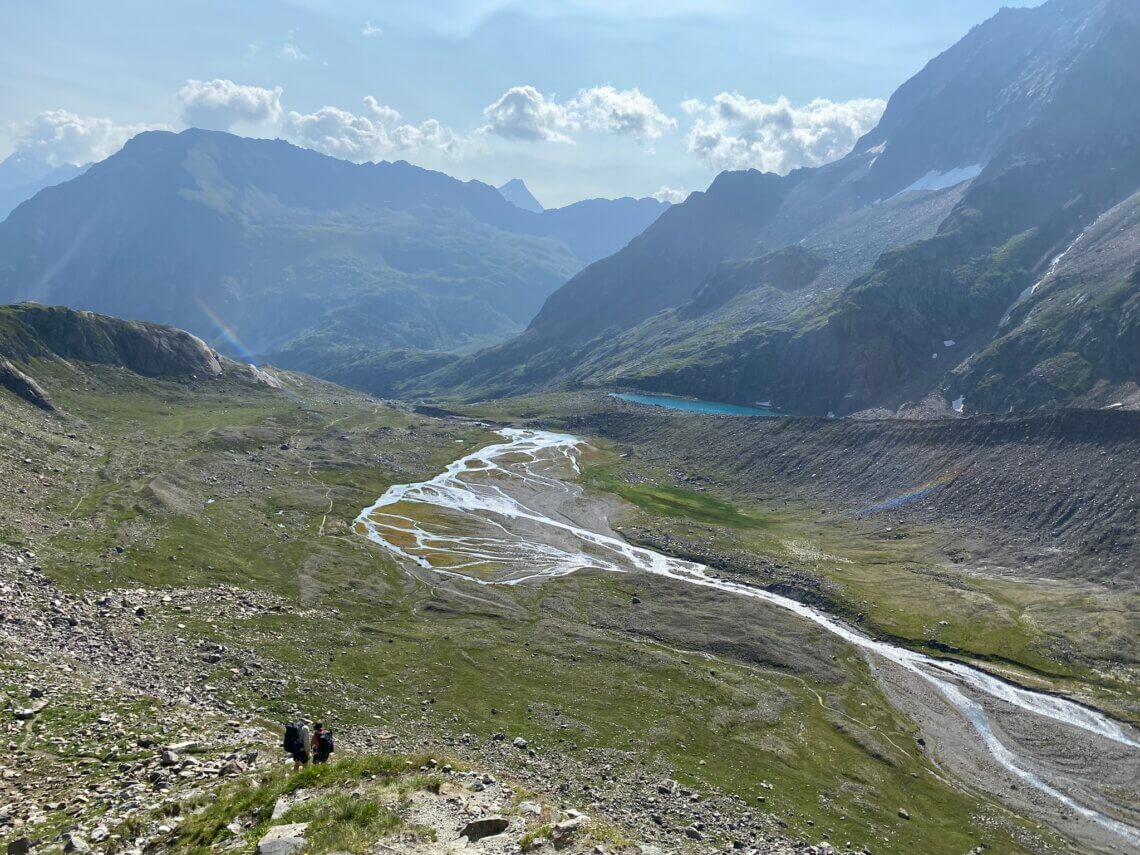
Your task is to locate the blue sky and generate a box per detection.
[1,0,1042,206]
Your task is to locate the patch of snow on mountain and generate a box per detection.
[895,163,983,197]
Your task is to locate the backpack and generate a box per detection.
[283,723,301,753]
[316,731,334,756]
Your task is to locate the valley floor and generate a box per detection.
[1,370,1135,854]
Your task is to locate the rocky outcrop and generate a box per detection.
[255,822,309,855]
[0,359,52,409]
[0,303,223,377]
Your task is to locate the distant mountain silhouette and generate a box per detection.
[497,178,544,212]
[0,130,667,384]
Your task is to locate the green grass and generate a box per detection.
[589,464,777,530]
[280,791,402,853]
[173,755,426,853]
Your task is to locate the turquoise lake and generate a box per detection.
[611,392,781,417]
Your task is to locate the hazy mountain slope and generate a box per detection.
[538,195,670,268]
[0,153,88,220]
[497,177,544,212]
[0,130,666,387]
[430,0,1140,414]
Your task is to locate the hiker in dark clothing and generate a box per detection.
[312,722,334,764]
[284,720,311,770]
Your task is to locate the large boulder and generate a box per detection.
[0,359,52,409]
[459,816,510,842]
[255,823,309,855]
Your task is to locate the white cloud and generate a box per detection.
[281,97,463,161]
[362,21,383,36]
[11,110,162,166]
[652,186,690,204]
[278,30,319,62]
[480,86,576,143]
[480,84,674,145]
[177,79,283,131]
[570,86,675,143]
[685,93,885,174]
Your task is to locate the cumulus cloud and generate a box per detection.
[362,21,383,36]
[480,86,576,143]
[177,79,283,131]
[570,86,675,143]
[480,85,674,145]
[685,93,885,173]
[652,186,690,204]
[281,97,463,161]
[12,110,162,166]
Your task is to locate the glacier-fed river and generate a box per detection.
[355,428,1140,852]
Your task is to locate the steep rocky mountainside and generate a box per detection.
[0,130,666,385]
[431,0,1140,416]
[954,188,1140,411]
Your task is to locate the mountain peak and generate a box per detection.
[0,151,60,190]
[497,178,544,213]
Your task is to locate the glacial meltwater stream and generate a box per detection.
[355,428,1140,850]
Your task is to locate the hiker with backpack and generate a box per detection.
[312,722,334,764]
[283,720,311,770]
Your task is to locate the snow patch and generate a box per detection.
[894,163,983,197]
[943,339,956,347]
[952,396,965,413]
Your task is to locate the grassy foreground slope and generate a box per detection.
[0,341,1063,852]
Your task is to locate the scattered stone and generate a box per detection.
[898,807,910,820]
[13,702,47,720]
[512,736,529,749]
[551,815,589,849]
[62,833,90,854]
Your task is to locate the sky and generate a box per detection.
[0,0,1044,207]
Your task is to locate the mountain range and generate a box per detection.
[0,0,1136,416]
[0,131,667,387]
[425,0,1140,415]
